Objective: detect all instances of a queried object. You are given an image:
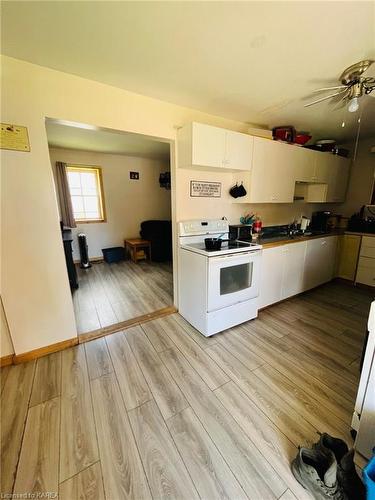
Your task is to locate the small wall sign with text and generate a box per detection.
[190,180,221,198]
[0,123,30,152]
[130,171,139,180]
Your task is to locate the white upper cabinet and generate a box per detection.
[191,123,226,169]
[178,122,350,204]
[326,156,350,202]
[178,122,253,171]
[295,148,329,183]
[313,152,331,183]
[225,129,254,170]
[294,147,316,182]
[249,137,295,203]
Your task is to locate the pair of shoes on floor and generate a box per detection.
[291,432,366,499]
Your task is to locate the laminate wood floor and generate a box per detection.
[73,260,173,334]
[1,282,372,499]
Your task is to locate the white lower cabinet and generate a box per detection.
[260,241,306,308]
[281,242,307,298]
[260,236,338,308]
[259,247,284,308]
[303,237,338,290]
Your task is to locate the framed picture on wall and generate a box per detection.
[190,180,221,198]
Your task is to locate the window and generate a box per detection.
[66,165,106,223]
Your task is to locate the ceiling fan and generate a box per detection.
[305,59,375,112]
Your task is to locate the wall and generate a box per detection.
[335,138,375,217]
[0,55,346,355]
[49,148,171,259]
[176,166,326,227]
[0,299,14,358]
[1,55,249,355]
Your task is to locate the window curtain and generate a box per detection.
[55,161,76,228]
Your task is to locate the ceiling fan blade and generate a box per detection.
[312,85,347,93]
[304,90,347,107]
[332,90,351,110]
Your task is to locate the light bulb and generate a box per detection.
[348,97,359,113]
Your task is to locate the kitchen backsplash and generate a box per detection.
[175,167,329,225]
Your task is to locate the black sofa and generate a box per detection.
[140,220,172,262]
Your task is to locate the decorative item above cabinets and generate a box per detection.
[178,122,253,171]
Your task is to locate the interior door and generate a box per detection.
[207,251,261,312]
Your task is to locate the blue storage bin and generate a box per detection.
[364,455,375,500]
[102,246,126,263]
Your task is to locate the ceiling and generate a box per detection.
[45,120,171,160]
[2,1,375,142]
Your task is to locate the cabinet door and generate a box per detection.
[191,122,226,168]
[325,156,350,202]
[295,147,316,182]
[249,138,295,203]
[332,157,350,202]
[313,152,331,183]
[337,235,361,280]
[259,247,283,308]
[281,242,307,299]
[225,131,253,170]
[304,237,337,290]
[356,257,375,286]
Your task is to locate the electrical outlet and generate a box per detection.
[130,171,139,180]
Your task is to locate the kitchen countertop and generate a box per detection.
[344,231,375,238]
[257,232,340,249]
[255,230,375,249]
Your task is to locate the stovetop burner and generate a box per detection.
[180,239,262,257]
[188,240,254,252]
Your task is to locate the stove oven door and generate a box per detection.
[207,250,261,312]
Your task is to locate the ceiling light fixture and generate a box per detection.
[348,97,359,113]
[305,59,375,110]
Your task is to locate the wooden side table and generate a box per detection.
[124,239,152,263]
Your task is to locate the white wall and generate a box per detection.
[1,55,250,355]
[49,148,171,259]
[176,166,326,227]
[336,138,375,216]
[0,55,349,355]
[0,299,14,357]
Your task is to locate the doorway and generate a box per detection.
[46,118,175,338]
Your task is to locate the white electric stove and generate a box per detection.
[178,219,262,336]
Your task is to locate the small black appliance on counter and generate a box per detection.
[347,206,375,234]
[229,224,252,241]
[310,211,331,233]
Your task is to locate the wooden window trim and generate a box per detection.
[67,165,107,224]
